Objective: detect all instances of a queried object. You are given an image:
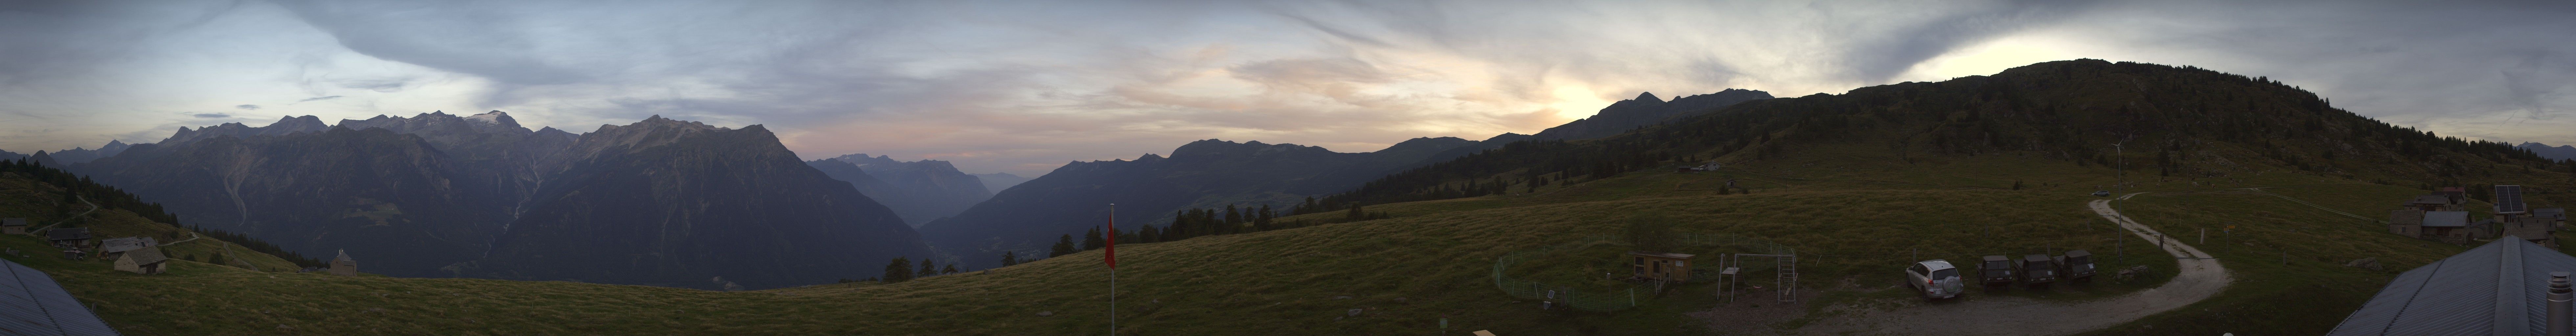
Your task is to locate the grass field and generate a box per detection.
[10,137,2571,335]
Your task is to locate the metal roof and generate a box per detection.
[96,238,152,254]
[42,229,85,241]
[1982,255,2010,262]
[118,248,165,266]
[2409,195,2456,206]
[0,219,22,227]
[2328,238,2576,336]
[0,258,121,336]
[2537,208,2566,220]
[2064,249,2092,258]
[1627,251,1694,259]
[2423,211,2472,227]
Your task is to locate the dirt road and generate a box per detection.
[1787,193,2232,335]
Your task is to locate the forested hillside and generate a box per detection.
[1307,59,2576,213]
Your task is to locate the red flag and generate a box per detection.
[1105,205,1117,268]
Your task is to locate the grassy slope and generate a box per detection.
[25,137,2571,335]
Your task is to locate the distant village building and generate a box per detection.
[2537,208,2568,230]
[2416,211,2476,244]
[2403,194,2462,212]
[2436,186,2468,204]
[113,246,168,275]
[0,218,25,235]
[44,228,90,249]
[2504,217,2559,248]
[1628,251,1696,283]
[98,236,157,260]
[330,249,358,276]
[2387,210,2425,237]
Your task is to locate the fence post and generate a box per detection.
[1630,288,1637,306]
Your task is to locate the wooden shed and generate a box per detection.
[2421,211,2476,244]
[1628,251,1696,283]
[330,249,358,276]
[44,228,89,249]
[0,218,25,235]
[2389,210,2426,237]
[114,246,168,275]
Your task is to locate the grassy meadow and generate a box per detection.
[6,136,2568,335]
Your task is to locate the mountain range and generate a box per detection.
[65,111,929,290]
[807,154,993,226]
[2521,142,2576,161]
[916,137,1485,268]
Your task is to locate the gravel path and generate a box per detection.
[1783,192,2232,336]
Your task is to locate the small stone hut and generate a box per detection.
[330,249,357,276]
[1,218,25,235]
[114,246,168,275]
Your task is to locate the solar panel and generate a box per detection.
[2495,185,2527,214]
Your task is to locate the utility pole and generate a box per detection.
[2110,141,2127,192]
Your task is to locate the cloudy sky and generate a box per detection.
[2,0,2570,175]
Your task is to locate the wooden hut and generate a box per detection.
[1628,251,1696,283]
[2389,210,2426,237]
[114,246,168,275]
[45,228,90,249]
[2404,194,2462,212]
[1,218,25,235]
[330,249,357,276]
[2421,211,2476,244]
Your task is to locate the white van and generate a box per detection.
[1907,260,1966,299]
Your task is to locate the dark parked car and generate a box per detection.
[2015,254,2058,287]
[2056,249,2097,282]
[1978,255,2015,286]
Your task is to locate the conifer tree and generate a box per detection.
[882,257,913,283]
[1000,251,1019,266]
[1050,234,1077,257]
[1082,227,1105,250]
[942,264,958,274]
[919,259,938,277]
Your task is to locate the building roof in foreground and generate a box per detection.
[2329,238,2576,336]
[0,258,121,336]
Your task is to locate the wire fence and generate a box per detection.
[1490,233,1794,312]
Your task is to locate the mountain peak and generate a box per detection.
[1634,92,1663,103]
[466,111,519,129]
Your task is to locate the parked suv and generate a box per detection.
[1977,255,2015,286]
[2056,249,2096,282]
[1905,260,1965,300]
[2015,254,2058,287]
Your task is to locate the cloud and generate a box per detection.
[3,0,2574,174]
[233,104,258,110]
[192,113,231,118]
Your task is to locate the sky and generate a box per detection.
[2,0,2571,176]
